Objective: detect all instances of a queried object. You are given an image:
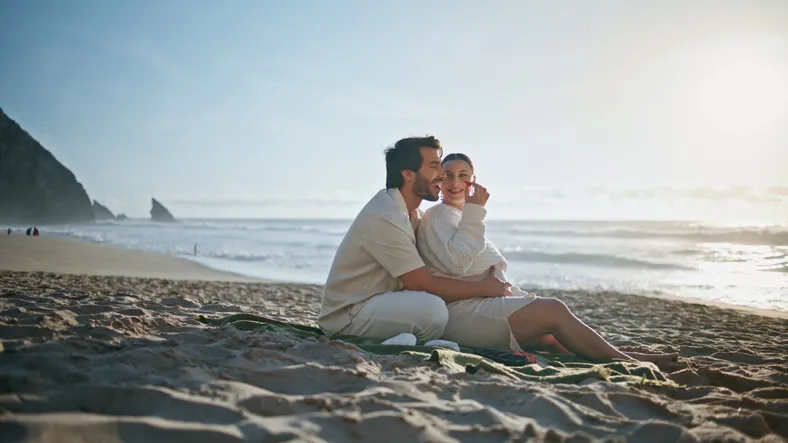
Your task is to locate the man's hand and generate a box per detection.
[465,181,490,207]
[482,267,512,297]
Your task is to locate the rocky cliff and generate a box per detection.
[150,198,176,222]
[92,200,116,220]
[0,108,94,224]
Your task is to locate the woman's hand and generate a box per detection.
[465,181,490,207]
[482,266,512,297]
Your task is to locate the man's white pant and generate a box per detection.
[338,289,538,350]
[338,291,449,342]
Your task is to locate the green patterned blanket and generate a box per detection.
[195,313,674,387]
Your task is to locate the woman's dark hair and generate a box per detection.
[441,153,474,171]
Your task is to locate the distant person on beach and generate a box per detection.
[33,227,39,236]
[318,136,511,342]
[26,227,32,236]
[6,228,10,235]
[415,152,677,364]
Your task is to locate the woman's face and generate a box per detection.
[440,159,474,207]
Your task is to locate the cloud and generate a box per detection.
[498,185,788,204]
[338,87,465,120]
[56,23,188,83]
[767,186,788,197]
[164,197,366,207]
[612,186,788,203]
[237,54,462,121]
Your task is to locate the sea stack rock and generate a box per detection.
[150,197,176,222]
[92,200,116,220]
[0,108,94,224]
[116,213,129,221]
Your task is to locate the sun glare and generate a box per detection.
[684,40,788,135]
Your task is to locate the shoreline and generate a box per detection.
[613,288,788,320]
[0,235,263,283]
[2,234,786,319]
[525,286,788,320]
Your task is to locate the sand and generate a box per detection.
[1,237,787,442]
[0,235,259,282]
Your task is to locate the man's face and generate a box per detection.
[411,147,445,202]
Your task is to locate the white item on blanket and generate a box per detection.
[424,339,461,352]
[381,332,418,346]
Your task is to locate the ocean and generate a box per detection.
[20,218,788,313]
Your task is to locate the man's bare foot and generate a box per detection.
[624,351,679,365]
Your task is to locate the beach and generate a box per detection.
[0,235,260,282]
[33,218,788,312]
[1,236,787,442]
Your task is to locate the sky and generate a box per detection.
[1,0,787,222]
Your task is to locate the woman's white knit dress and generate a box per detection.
[416,203,537,351]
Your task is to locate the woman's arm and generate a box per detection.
[420,203,488,276]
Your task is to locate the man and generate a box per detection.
[317,136,512,341]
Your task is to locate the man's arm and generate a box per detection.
[362,215,511,303]
[399,266,510,303]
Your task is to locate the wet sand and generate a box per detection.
[0,235,258,282]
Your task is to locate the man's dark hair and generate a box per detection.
[383,136,442,189]
[441,153,474,171]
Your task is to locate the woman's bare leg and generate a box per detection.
[508,298,678,363]
[518,333,571,354]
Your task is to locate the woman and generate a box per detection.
[416,153,678,364]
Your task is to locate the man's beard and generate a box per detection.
[413,173,440,202]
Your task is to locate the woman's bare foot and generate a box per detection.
[624,351,679,365]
